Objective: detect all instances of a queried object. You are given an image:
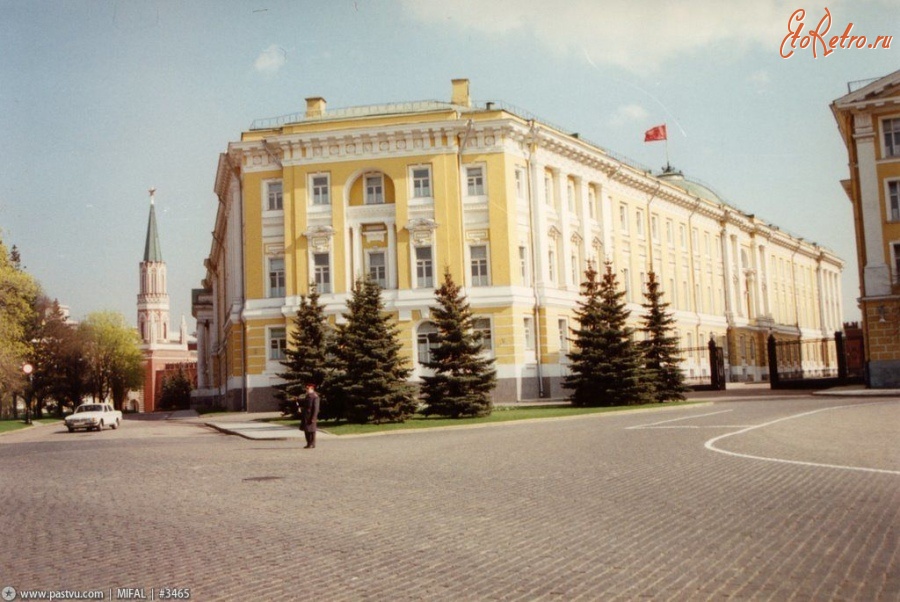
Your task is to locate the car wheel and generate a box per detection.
[97,421,104,432]
[111,419,119,430]
[67,426,74,433]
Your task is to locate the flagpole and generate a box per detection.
[664,123,670,171]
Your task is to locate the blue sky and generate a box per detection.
[1,0,897,328]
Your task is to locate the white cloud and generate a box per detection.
[608,104,649,126]
[254,45,287,73]
[401,0,816,72]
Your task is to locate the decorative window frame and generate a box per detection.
[267,255,286,298]
[890,239,900,285]
[467,238,491,287]
[882,115,900,159]
[309,172,331,207]
[267,326,287,363]
[416,321,439,366]
[366,248,389,290]
[406,218,438,289]
[262,178,284,214]
[885,178,900,222]
[464,163,487,200]
[364,172,385,205]
[310,250,332,294]
[472,316,494,356]
[409,164,433,202]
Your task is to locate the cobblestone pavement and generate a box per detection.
[1,395,897,601]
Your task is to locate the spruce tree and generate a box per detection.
[564,261,654,406]
[328,277,416,424]
[639,270,687,402]
[421,270,496,418]
[276,285,330,417]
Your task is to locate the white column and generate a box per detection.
[816,260,827,334]
[530,159,550,287]
[721,227,735,321]
[854,113,891,296]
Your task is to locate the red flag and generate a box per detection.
[644,124,667,142]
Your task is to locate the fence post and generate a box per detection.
[708,338,719,389]
[767,334,779,389]
[835,331,847,383]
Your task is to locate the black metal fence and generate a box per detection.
[677,340,726,391]
[767,332,863,389]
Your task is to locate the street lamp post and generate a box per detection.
[22,363,33,425]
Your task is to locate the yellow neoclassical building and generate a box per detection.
[192,79,844,410]
[832,69,900,388]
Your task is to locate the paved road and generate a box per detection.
[1,395,897,601]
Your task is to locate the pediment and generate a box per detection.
[834,69,900,109]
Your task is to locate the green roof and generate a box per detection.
[143,202,163,262]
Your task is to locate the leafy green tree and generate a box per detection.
[80,311,144,410]
[421,270,496,418]
[328,277,416,424]
[564,261,654,406]
[640,270,687,402]
[276,285,330,418]
[0,235,40,418]
[158,366,194,411]
[28,298,83,417]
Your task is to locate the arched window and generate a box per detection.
[417,322,439,365]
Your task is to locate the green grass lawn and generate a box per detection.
[0,417,62,434]
[270,401,700,436]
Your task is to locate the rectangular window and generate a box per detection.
[466,166,485,196]
[588,187,596,219]
[620,205,629,232]
[524,316,535,351]
[679,224,687,249]
[567,181,576,212]
[412,167,431,198]
[473,317,493,352]
[417,324,438,365]
[311,175,330,205]
[623,268,631,301]
[416,246,434,289]
[893,243,900,283]
[519,246,530,285]
[704,233,711,257]
[884,117,900,157]
[544,175,553,206]
[571,253,579,285]
[313,253,331,293]
[365,174,384,204]
[268,257,285,298]
[470,245,489,286]
[666,220,674,245]
[635,209,644,237]
[651,215,659,241]
[266,180,283,211]
[368,251,387,288]
[269,327,287,361]
[889,181,900,222]
[515,168,525,199]
[558,318,569,353]
[548,250,556,283]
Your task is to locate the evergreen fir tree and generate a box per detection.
[276,285,330,417]
[563,261,654,406]
[328,277,416,424]
[639,270,687,402]
[421,270,496,418]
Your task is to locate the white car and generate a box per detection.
[65,403,122,432]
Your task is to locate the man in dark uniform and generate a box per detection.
[300,383,320,449]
